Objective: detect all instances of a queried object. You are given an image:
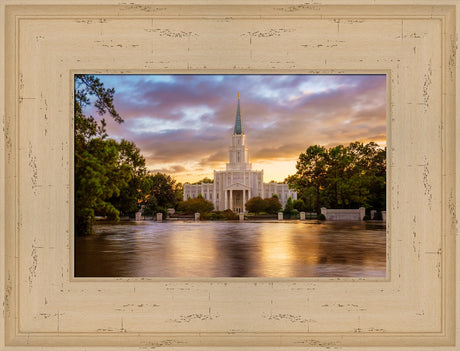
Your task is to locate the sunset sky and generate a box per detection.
[81,74,386,184]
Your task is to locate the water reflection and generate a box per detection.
[75,220,386,278]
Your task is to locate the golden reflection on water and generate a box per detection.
[75,220,386,278]
[255,223,321,277]
[161,223,219,277]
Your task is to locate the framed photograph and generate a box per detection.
[1,1,458,349]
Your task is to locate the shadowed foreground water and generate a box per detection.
[75,220,386,278]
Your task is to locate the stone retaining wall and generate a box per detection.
[320,207,366,221]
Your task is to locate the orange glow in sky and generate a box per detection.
[86,74,386,184]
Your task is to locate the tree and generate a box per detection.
[265,196,282,214]
[323,144,352,209]
[293,199,306,212]
[350,141,386,210]
[287,145,329,214]
[286,142,386,214]
[106,140,147,217]
[142,194,158,218]
[174,182,184,205]
[283,196,294,216]
[192,177,213,184]
[75,138,127,233]
[245,196,267,214]
[177,197,214,214]
[141,172,179,217]
[74,75,127,235]
[295,187,316,212]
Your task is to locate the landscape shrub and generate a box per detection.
[202,210,239,220]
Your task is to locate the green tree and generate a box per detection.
[192,177,213,184]
[287,142,386,214]
[142,194,158,218]
[295,187,316,212]
[348,141,386,210]
[287,145,329,214]
[265,196,282,214]
[74,75,127,235]
[293,199,306,212]
[323,144,353,208]
[141,172,179,217]
[106,140,147,217]
[75,139,128,232]
[177,197,214,214]
[174,182,184,205]
[245,196,267,214]
[283,196,294,216]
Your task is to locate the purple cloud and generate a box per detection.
[81,74,386,181]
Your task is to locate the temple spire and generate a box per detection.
[233,92,243,135]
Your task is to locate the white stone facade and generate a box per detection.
[183,94,297,213]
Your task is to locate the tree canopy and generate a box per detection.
[142,173,182,217]
[287,142,386,214]
[245,196,282,214]
[191,177,213,184]
[245,196,267,214]
[283,196,294,216]
[177,197,214,214]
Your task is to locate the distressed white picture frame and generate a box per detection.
[0,1,458,349]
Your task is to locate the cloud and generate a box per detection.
[82,74,386,182]
[198,150,228,167]
[150,164,187,174]
[252,143,305,160]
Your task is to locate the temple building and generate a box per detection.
[183,93,297,213]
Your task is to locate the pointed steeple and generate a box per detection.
[233,92,243,135]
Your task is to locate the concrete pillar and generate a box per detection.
[230,190,233,211]
[300,212,306,221]
[156,213,163,222]
[243,189,246,212]
[135,211,142,221]
[278,212,283,220]
[370,210,376,220]
[195,212,200,221]
[359,207,366,220]
[239,213,244,221]
[321,207,327,217]
[382,211,386,222]
[225,190,228,210]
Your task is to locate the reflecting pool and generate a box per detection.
[75,220,386,278]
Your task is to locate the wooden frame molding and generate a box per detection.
[0,1,458,349]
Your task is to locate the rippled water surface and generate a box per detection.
[75,220,386,278]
